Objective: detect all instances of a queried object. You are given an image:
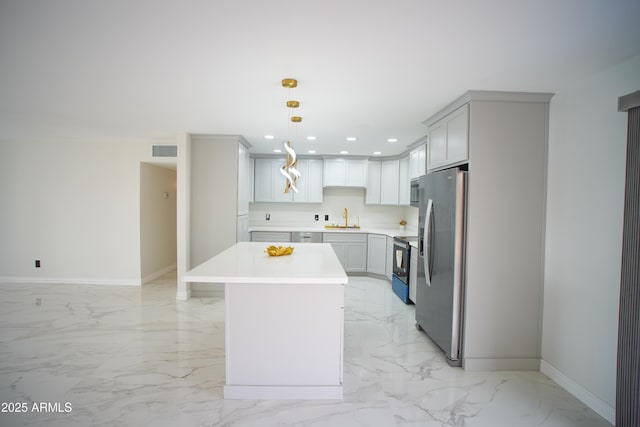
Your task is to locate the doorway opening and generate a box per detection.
[139,161,177,286]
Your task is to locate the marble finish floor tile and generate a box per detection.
[0,273,610,426]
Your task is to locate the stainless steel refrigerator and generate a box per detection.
[416,168,467,366]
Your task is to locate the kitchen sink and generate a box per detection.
[324,225,361,229]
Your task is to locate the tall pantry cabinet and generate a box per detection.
[189,134,251,269]
[424,91,554,371]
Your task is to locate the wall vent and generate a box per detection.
[152,145,177,157]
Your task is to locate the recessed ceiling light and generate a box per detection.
[346,137,357,142]
[306,136,317,141]
[340,150,349,154]
[373,151,382,155]
[308,150,316,154]
[273,149,282,153]
[387,138,398,143]
[264,135,275,140]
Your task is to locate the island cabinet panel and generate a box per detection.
[225,282,344,390]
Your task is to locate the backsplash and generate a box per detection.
[249,187,418,231]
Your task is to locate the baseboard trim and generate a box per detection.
[141,263,177,284]
[540,359,614,425]
[463,357,540,371]
[0,277,141,286]
[224,384,342,400]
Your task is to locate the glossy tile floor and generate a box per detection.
[0,272,610,427]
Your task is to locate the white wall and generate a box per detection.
[542,54,640,423]
[0,139,169,285]
[140,163,177,283]
[249,187,418,231]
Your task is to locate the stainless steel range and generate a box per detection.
[392,235,417,304]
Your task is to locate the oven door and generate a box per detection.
[392,240,410,284]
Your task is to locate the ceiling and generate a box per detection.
[1,1,639,156]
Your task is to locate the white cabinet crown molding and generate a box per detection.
[423,90,554,127]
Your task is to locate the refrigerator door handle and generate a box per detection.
[424,199,433,287]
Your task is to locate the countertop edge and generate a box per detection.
[183,275,348,285]
[249,226,418,238]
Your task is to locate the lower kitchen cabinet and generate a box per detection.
[385,236,394,280]
[323,233,367,273]
[409,245,418,303]
[250,231,291,242]
[366,234,387,276]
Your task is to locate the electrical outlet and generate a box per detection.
[324,214,329,221]
[265,213,270,221]
[314,214,319,221]
[35,260,41,268]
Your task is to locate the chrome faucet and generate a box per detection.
[343,208,348,227]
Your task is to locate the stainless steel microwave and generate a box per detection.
[410,179,420,207]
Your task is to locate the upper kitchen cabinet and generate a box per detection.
[409,143,426,179]
[365,160,381,204]
[323,158,367,187]
[380,159,400,205]
[398,155,410,206]
[293,159,323,203]
[254,158,292,202]
[367,157,409,206]
[426,104,469,172]
[253,157,322,203]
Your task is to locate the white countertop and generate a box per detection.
[249,226,417,239]
[184,242,348,285]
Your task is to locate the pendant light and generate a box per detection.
[281,78,301,193]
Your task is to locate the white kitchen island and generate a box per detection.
[184,242,348,400]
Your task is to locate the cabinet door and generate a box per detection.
[272,158,294,202]
[253,158,273,202]
[385,236,394,280]
[366,161,381,204]
[398,155,410,206]
[380,160,399,205]
[418,145,426,176]
[345,243,367,272]
[292,159,323,203]
[446,104,469,165]
[346,159,367,187]
[428,123,446,170]
[306,159,324,203]
[409,149,419,179]
[323,159,346,186]
[367,234,387,275]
